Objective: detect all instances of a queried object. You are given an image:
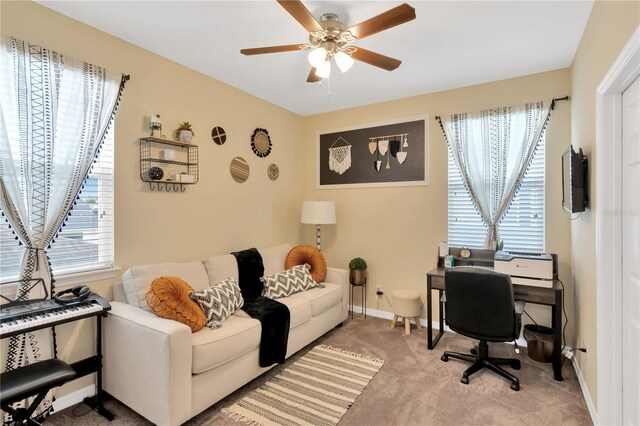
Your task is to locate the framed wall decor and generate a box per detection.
[317,115,429,189]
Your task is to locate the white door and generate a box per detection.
[622,75,640,426]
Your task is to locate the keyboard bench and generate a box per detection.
[0,359,76,425]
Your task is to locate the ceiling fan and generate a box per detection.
[240,0,416,83]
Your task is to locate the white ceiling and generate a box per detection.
[38,1,594,116]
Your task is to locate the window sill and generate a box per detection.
[1,267,121,298]
[53,267,121,288]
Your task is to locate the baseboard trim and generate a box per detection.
[52,385,95,413]
[350,304,530,349]
[571,357,597,424]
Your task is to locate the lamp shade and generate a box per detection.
[334,51,354,73]
[315,60,331,79]
[301,201,336,224]
[308,47,327,68]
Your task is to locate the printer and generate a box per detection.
[494,251,554,288]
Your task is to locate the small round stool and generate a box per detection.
[391,289,422,335]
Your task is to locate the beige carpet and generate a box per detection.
[47,316,592,425]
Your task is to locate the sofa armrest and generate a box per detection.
[103,301,192,425]
[325,267,349,321]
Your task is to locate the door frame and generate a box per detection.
[596,25,639,425]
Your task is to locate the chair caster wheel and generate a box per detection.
[511,361,521,370]
[461,375,469,385]
[441,355,449,362]
[510,382,520,391]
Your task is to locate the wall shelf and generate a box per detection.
[140,137,199,192]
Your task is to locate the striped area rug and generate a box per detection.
[222,345,384,426]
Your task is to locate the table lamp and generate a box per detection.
[301,201,336,251]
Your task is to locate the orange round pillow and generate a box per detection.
[146,276,206,332]
[285,245,327,283]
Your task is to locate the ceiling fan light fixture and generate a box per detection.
[334,50,354,73]
[315,60,331,79]
[308,47,328,68]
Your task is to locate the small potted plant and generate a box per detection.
[349,257,367,286]
[176,121,194,143]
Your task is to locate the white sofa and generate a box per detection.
[103,243,349,425]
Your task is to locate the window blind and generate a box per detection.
[447,136,545,252]
[0,130,114,280]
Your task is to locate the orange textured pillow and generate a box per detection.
[285,245,327,283]
[146,276,207,332]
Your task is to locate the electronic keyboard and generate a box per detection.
[0,294,110,339]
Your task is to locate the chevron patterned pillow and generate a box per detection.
[189,277,244,329]
[261,264,324,299]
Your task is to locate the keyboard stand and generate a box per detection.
[68,315,115,420]
[0,296,115,421]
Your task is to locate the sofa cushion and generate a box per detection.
[290,282,342,317]
[276,296,312,329]
[145,276,207,332]
[202,254,238,285]
[189,278,244,330]
[262,264,322,299]
[122,262,210,311]
[191,315,261,374]
[258,243,292,276]
[285,245,327,283]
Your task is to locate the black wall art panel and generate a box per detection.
[317,116,429,188]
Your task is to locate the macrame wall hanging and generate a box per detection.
[328,137,352,175]
[369,133,410,172]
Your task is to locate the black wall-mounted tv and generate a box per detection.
[562,145,588,213]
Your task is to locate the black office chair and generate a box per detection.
[440,267,524,391]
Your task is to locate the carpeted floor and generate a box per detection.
[48,316,592,425]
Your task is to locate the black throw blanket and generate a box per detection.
[232,248,290,367]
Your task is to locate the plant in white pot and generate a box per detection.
[349,257,367,286]
[176,121,194,143]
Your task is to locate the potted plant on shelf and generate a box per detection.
[176,122,194,143]
[349,257,367,286]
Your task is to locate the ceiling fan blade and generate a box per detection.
[347,3,416,40]
[306,68,321,83]
[241,44,305,55]
[277,0,323,33]
[351,48,402,71]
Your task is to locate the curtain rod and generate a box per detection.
[434,96,570,121]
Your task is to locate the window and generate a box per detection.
[0,129,114,279]
[447,135,545,252]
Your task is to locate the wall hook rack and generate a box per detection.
[140,137,199,192]
[148,181,188,192]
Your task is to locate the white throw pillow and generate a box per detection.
[122,261,209,311]
[189,277,244,329]
[261,264,323,299]
[258,243,292,276]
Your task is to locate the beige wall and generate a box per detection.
[302,70,573,339]
[1,0,304,395]
[5,0,635,412]
[569,0,639,409]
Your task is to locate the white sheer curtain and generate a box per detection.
[441,101,552,249]
[0,35,125,418]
